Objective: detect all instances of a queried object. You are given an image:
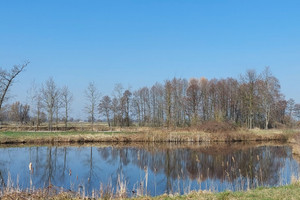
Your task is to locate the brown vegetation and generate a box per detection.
[0,127,292,145]
[196,121,238,133]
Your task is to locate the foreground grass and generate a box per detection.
[159,184,300,200]
[1,184,300,200]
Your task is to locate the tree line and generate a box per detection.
[1,63,300,130]
[97,67,300,129]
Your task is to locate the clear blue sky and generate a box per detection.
[1,0,300,119]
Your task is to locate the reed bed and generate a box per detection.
[0,128,294,145]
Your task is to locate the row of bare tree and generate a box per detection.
[1,63,300,130]
[28,78,73,130]
[1,75,73,130]
[97,67,300,129]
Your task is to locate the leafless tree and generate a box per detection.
[150,83,164,127]
[240,70,259,129]
[41,77,60,131]
[286,98,295,119]
[122,90,132,127]
[61,86,73,130]
[111,97,119,126]
[84,82,100,130]
[186,78,200,125]
[171,78,187,127]
[98,95,112,127]
[9,101,30,124]
[0,61,29,111]
[28,81,43,129]
[293,104,300,121]
[259,67,281,129]
[164,80,173,127]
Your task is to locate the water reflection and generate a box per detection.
[0,143,298,196]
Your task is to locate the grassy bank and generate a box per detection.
[149,183,300,200]
[1,183,300,200]
[0,128,296,144]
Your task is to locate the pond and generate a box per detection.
[0,142,299,197]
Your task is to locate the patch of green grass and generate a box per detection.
[131,184,300,200]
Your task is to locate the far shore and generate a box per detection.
[0,127,298,145]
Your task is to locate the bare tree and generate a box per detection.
[9,101,30,124]
[112,83,124,126]
[84,82,100,130]
[186,78,200,125]
[99,95,112,127]
[286,98,295,119]
[0,61,29,111]
[259,67,281,129]
[240,70,259,129]
[61,86,73,130]
[28,81,43,129]
[41,78,60,131]
[150,83,165,127]
[294,104,300,121]
[164,80,173,127]
[122,90,132,127]
[54,93,62,129]
[111,97,119,126]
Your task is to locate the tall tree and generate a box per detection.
[0,62,29,111]
[240,70,259,129]
[99,95,112,127]
[61,86,73,130]
[28,81,43,129]
[286,98,295,119]
[150,83,164,127]
[293,104,300,121]
[164,80,173,127]
[186,78,200,125]
[111,97,119,126]
[122,90,132,127]
[41,78,60,131]
[9,101,30,124]
[84,82,100,130]
[259,67,281,129]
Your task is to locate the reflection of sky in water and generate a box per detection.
[0,145,299,196]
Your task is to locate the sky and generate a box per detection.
[0,0,300,119]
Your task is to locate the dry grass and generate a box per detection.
[0,126,296,145]
[1,183,300,200]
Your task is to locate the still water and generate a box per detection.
[0,143,299,196]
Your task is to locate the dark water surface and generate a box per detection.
[0,143,299,196]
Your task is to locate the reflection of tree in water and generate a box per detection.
[98,145,291,189]
[97,147,131,187]
[0,148,21,188]
[0,168,5,188]
[28,147,69,187]
[0,144,295,195]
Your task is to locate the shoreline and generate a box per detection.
[0,128,297,145]
[0,182,300,200]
